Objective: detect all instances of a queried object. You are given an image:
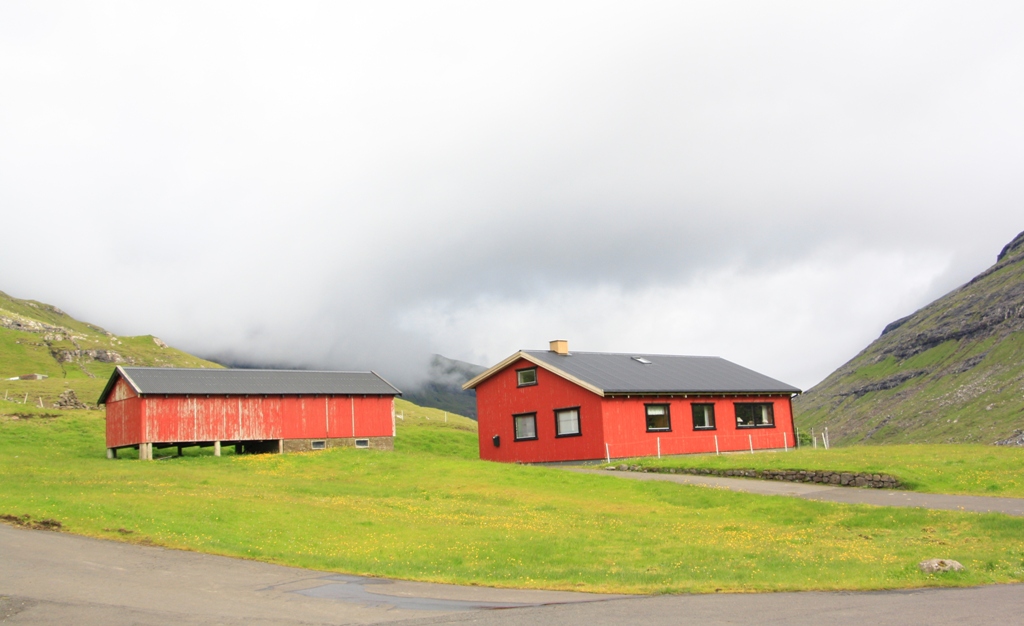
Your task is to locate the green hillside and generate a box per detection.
[795,231,1024,446]
[402,354,485,419]
[0,290,220,408]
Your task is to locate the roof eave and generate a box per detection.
[96,366,142,405]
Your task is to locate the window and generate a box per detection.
[354,439,369,448]
[555,407,581,437]
[517,367,538,387]
[735,403,775,428]
[645,404,671,432]
[692,403,716,430]
[514,413,538,440]
[311,440,326,450]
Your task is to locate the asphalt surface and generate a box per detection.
[3,523,1024,625]
[569,468,1024,516]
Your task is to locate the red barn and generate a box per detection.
[464,340,801,463]
[98,367,401,460]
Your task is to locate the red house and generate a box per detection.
[463,340,801,463]
[98,367,401,460]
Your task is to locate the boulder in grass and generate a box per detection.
[919,559,964,573]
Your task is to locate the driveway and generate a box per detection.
[566,468,1024,516]
[2,524,1022,625]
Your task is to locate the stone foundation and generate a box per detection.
[282,437,394,453]
[606,465,901,489]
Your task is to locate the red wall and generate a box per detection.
[475,360,796,463]
[104,374,395,448]
[105,378,143,448]
[476,358,606,463]
[601,395,795,459]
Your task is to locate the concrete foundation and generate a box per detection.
[107,436,395,459]
[282,437,394,453]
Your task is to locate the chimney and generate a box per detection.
[549,339,569,355]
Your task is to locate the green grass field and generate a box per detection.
[620,444,1024,498]
[1,399,1023,594]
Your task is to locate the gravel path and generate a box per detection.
[566,468,1024,515]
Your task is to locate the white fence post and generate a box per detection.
[784,432,788,451]
[657,437,661,459]
[715,435,719,456]
[749,434,754,454]
[605,443,610,464]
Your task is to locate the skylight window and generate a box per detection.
[632,356,652,364]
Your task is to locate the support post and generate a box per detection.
[107,448,115,459]
[177,445,183,457]
[714,435,719,456]
[214,441,221,457]
[235,443,243,455]
[749,434,754,454]
[278,439,283,454]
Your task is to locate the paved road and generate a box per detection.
[568,469,1024,516]
[3,524,1023,625]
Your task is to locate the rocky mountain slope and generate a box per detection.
[403,355,486,419]
[794,231,1024,446]
[0,290,219,408]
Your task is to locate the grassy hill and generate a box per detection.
[0,290,220,408]
[794,231,1024,446]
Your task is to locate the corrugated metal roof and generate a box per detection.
[98,367,401,404]
[519,350,801,395]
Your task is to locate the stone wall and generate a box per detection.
[606,464,901,489]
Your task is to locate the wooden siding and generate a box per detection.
[104,378,395,448]
[476,358,606,463]
[105,378,142,448]
[601,395,796,459]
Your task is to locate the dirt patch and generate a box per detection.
[103,527,134,535]
[2,412,61,420]
[0,514,63,531]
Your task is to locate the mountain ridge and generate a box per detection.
[794,230,1024,446]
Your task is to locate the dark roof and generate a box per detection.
[98,367,401,404]
[466,350,800,395]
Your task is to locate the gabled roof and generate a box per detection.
[463,350,801,396]
[98,367,401,404]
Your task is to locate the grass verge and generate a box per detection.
[1,400,1023,593]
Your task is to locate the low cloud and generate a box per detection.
[1,2,1022,389]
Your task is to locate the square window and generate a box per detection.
[555,407,581,437]
[692,403,716,430]
[514,413,537,440]
[311,440,326,450]
[645,404,671,432]
[735,403,775,428]
[517,368,538,387]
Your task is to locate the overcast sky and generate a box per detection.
[2,2,1022,390]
